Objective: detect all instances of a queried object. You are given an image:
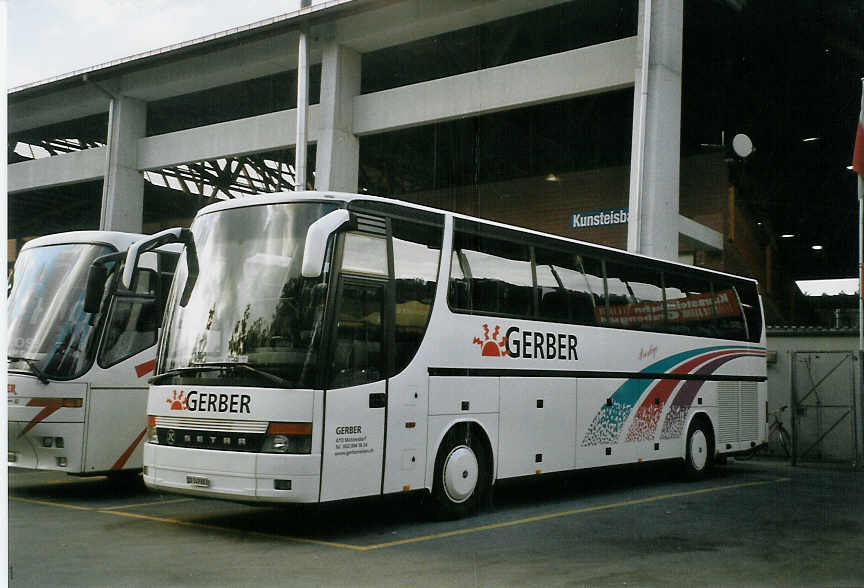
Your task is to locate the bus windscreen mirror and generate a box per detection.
[122,227,190,290]
[83,264,109,314]
[301,209,351,278]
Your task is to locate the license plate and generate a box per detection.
[186,475,210,488]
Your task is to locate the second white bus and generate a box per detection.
[8,231,178,476]
[133,192,766,517]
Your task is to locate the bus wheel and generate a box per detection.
[684,419,713,479]
[431,428,489,519]
[106,470,142,487]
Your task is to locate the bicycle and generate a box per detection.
[736,405,791,460]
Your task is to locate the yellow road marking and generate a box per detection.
[99,509,367,551]
[10,477,790,552]
[101,498,194,510]
[9,476,105,488]
[9,496,94,512]
[360,477,791,551]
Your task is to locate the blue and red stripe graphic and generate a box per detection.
[581,346,765,446]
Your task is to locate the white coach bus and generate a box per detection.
[8,231,179,477]
[133,192,766,517]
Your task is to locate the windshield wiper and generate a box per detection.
[194,362,293,387]
[8,356,50,384]
[150,362,292,387]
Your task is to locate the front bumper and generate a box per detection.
[143,443,321,503]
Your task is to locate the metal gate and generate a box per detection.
[790,351,860,468]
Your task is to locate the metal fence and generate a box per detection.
[790,351,861,468]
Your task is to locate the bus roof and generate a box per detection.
[20,231,146,253]
[21,231,185,256]
[193,191,759,286]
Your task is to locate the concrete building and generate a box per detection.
[7,0,864,326]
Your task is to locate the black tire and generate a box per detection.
[735,446,757,460]
[106,470,143,487]
[683,419,714,479]
[430,426,490,520]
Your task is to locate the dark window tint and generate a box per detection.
[449,222,533,317]
[664,271,714,336]
[361,1,637,93]
[147,67,321,136]
[158,251,178,307]
[329,280,386,389]
[601,261,665,331]
[392,218,442,374]
[534,247,602,325]
[100,269,159,367]
[736,281,762,343]
[712,281,748,341]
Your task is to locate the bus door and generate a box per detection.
[320,276,389,501]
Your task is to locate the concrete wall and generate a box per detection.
[766,331,862,466]
[8,0,722,258]
[767,332,857,411]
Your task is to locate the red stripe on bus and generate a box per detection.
[18,399,64,438]
[111,429,147,471]
[135,360,156,378]
[624,349,761,442]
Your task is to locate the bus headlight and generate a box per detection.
[146,415,159,444]
[262,422,312,454]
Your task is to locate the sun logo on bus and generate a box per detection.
[167,390,187,411]
[473,324,508,357]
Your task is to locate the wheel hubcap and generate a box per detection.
[442,445,479,503]
[690,430,708,471]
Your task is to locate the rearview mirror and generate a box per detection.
[83,265,108,314]
[123,227,198,307]
[301,209,351,278]
[83,251,125,314]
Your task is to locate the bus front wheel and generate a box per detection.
[431,426,490,519]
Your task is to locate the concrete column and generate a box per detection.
[296,29,309,190]
[100,95,146,232]
[315,42,360,192]
[627,0,683,261]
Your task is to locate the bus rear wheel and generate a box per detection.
[431,427,490,519]
[684,419,713,479]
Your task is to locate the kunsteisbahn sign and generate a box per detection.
[571,208,628,229]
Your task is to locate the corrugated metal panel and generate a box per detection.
[717,381,739,444]
[739,382,760,441]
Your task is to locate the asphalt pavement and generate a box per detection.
[8,459,864,587]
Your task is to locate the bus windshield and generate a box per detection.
[8,243,114,380]
[158,201,339,389]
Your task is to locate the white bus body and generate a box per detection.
[8,231,178,475]
[141,192,766,516]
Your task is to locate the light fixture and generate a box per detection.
[802,137,821,143]
[811,245,824,251]
[848,166,855,171]
[545,173,560,182]
[781,234,795,238]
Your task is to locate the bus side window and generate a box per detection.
[534,246,601,326]
[329,281,386,389]
[735,280,762,343]
[602,261,664,331]
[663,271,714,336]
[99,268,160,367]
[712,281,748,341]
[392,217,442,375]
[448,251,471,311]
[450,223,532,317]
